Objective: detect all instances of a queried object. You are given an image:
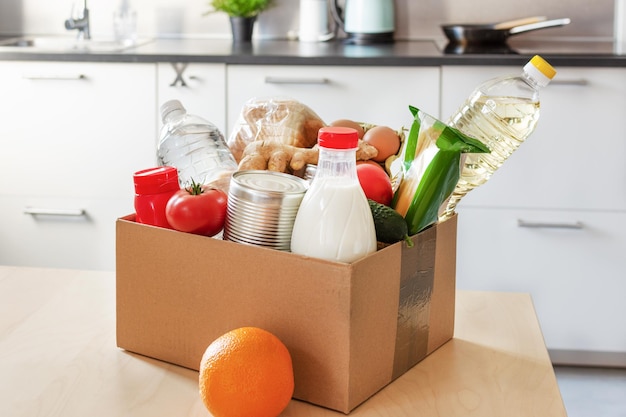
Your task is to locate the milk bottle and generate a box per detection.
[290,127,377,263]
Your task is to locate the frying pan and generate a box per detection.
[442,17,571,45]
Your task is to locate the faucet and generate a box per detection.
[65,0,91,40]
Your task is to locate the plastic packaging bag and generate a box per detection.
[227,97,326,162]
[390,106,489,235]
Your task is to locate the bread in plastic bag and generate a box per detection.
[227,97,326,163]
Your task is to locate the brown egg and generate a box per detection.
[329,119,365,138]
[362,126,401,162]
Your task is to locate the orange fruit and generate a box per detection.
[199,327,294,417]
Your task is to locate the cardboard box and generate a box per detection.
[116,213,457,414]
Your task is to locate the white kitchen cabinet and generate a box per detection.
[456,207,626,353]
[0,196,131,271]
[441,65,626,362]
[226,65,440,136]
[0,61,157,271]
[157,62,227,135]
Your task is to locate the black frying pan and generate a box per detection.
[442,17,571,45]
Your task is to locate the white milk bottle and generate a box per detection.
[290,127,377,263]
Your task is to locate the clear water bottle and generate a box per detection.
[440,55,556,220]
[290,127,377,263]
[157,100,237,191]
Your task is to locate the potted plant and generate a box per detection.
[206,0,273,42]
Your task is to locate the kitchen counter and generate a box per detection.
[0,36,625,67]
[0,265,566,417]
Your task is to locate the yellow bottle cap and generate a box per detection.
[530,55,556,80]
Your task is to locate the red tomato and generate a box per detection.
[356,163,393,206]
[357,160,385,170]
[165,181,228,236]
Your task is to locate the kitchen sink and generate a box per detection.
[0,36,152,53]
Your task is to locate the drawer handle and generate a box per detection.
[23,74,87,81]
[550,79,589,86]
[24,207,86,217]
[264,76,329,85]
[169,62,189,87]
[517,219,583,229]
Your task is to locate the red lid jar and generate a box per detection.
[133,166,180,228]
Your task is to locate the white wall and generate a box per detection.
[0,0,616,41]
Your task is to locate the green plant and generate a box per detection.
[206,0,273,18]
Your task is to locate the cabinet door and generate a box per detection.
[0,61,156,199]
[441,66,626,211]
[456,207,626,354]
[226,65,440,136]
[0,61,157,270]
[157,62,227,135]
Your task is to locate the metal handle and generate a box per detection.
[23,74,87,81]
[264,76,329,85]
[508,17,571,34]
[517,219,583,229]
[24,207,86,217]
[169,62,189,87]
[550,79,589,86]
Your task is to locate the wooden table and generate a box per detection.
[0,265,567,416]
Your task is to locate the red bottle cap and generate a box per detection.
[133,166,180,195]
[318,127,359,149]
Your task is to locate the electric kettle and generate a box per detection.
[330,0,395,44]
[299,0,334,42]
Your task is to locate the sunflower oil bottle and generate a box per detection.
[439,55,556,220]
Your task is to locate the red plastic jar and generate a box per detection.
[133,166,180,228]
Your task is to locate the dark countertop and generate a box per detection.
[1,37,625,67]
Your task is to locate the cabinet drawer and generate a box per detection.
[227,65,440,136]
[0,195,132,271]
[442,66,626,211]
[456,207,626,353]
[0,61,157,199]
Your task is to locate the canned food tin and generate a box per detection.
[223,170,309,250]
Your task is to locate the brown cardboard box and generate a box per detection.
[116,213,457,414]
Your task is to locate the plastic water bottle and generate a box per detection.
[157,100,237,191]
[290,127,377,263]
[440,55,556,220]
[113,0,138,46]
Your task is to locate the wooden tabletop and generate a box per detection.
[0,265,567,417]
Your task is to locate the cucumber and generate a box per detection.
[368,199,413,247]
